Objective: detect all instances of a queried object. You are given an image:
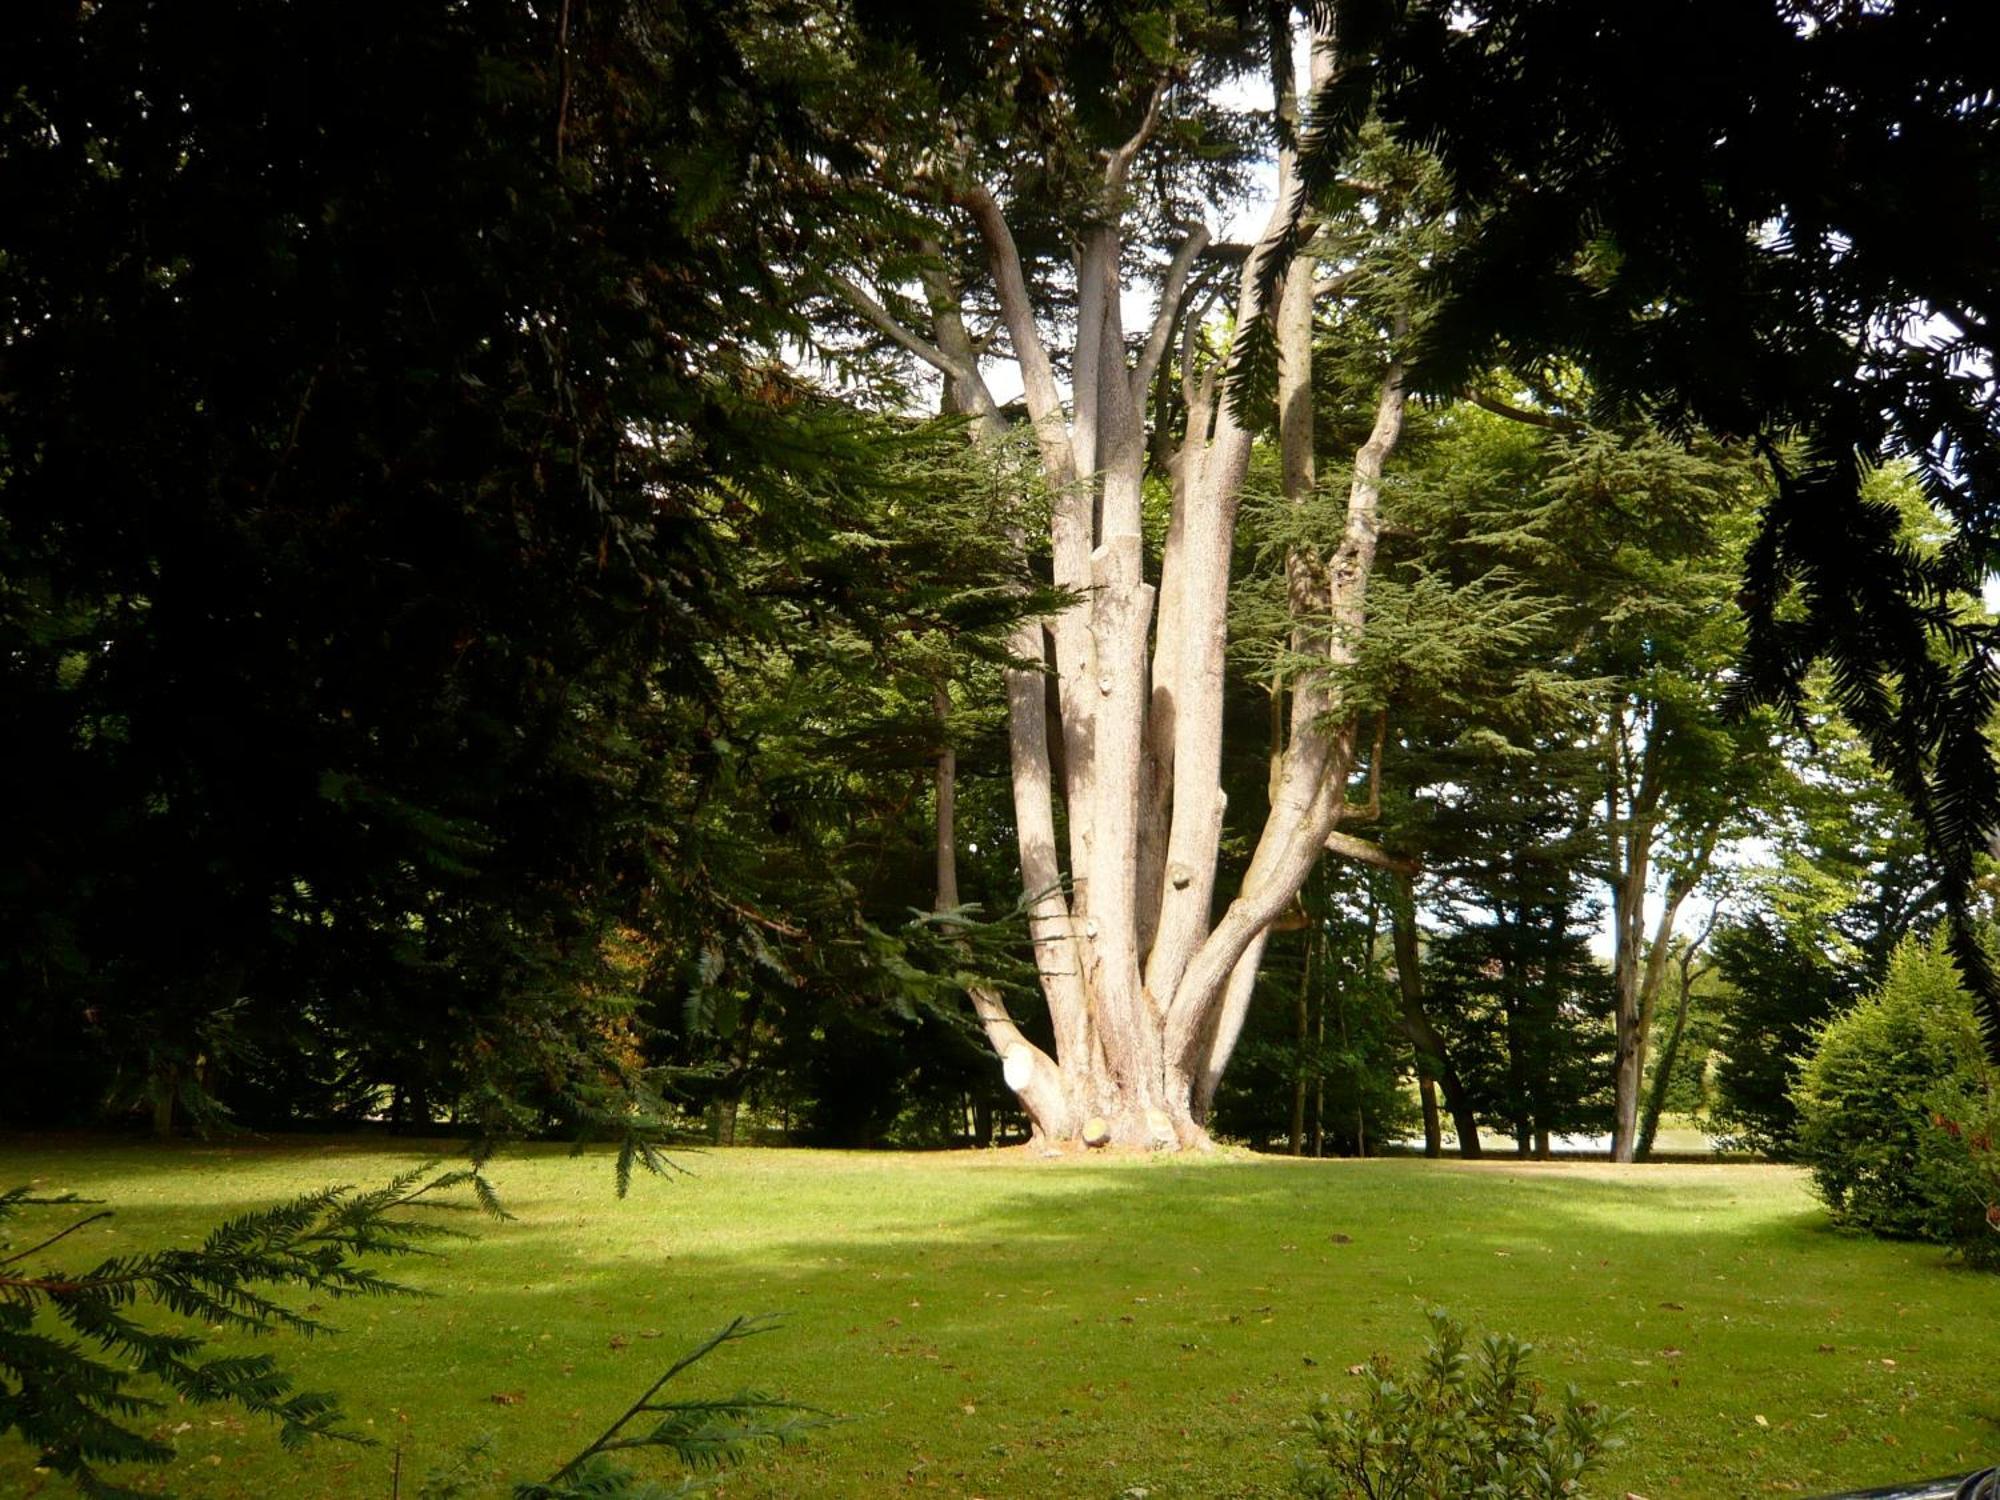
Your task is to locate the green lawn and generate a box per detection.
[3,1139,1996,1499]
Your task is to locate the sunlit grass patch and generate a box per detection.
[1,1139,1995,1498]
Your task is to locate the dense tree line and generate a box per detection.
[3,0,1996,1158]
[0,0,1032,1144]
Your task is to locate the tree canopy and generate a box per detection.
[2,0,1997,1151]
[1315,0,2000,1034]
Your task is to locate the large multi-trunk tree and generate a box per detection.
[825,8,1411,1144]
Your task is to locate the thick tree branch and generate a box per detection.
[1458,387,1582,432]
[967,983,1072,1139]
[826,271,969,384]
[1331,712,1388,827]
[956,180,1076,484]
[914,257,1009,435]
[1323,830,1419,876]
[1105,72,1172,191]
[1132,223,1213,402]
[1314,265,1364,302]
[1178,282,1225,445]
[1072,233,1115,479]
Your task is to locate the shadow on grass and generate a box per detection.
[5,1138,1997,1500]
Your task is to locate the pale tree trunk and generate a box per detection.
[933,682,958,910]
[833,18,1403,1147]
[1635,952,1697,1163]
[1607,709,1654,1162]
[1623,855,1709,1145]
[925,586,1075,1142]
[1607,705,1720,1161]
[1636,899,1724,1161]
[933,680,1072,1143]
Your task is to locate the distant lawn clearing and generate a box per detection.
[3,1141,1996,1499]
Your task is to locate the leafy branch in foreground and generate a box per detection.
[1294,1309,1625,1500]
[514,1315,826,1499]
[0,1162,501,1495]
[414,1316,827,1500]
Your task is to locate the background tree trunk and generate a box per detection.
[1418,1076,1442,1158]
[1390,872,1482,1158]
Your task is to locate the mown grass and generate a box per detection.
[2,1138,1996,1499]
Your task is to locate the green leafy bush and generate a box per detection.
[1928,1068,2000,1267]
[1790,931,1996,1264]
[1292,1309,1623,1500]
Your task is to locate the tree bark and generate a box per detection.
[844,17,1401,1147]
[1388,871,1482,1158]
[1289,945,1310,1156]
[1606,714,1652,1161]
[934,682,958,909]
[1637,908,1721,1161]
[1609,732,1715,1160]
[150,1066,177,1141]
[1635,968,1692,1163]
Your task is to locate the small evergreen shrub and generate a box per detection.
[1790,932,1996,1264]
[1292,1309,1623,1500]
